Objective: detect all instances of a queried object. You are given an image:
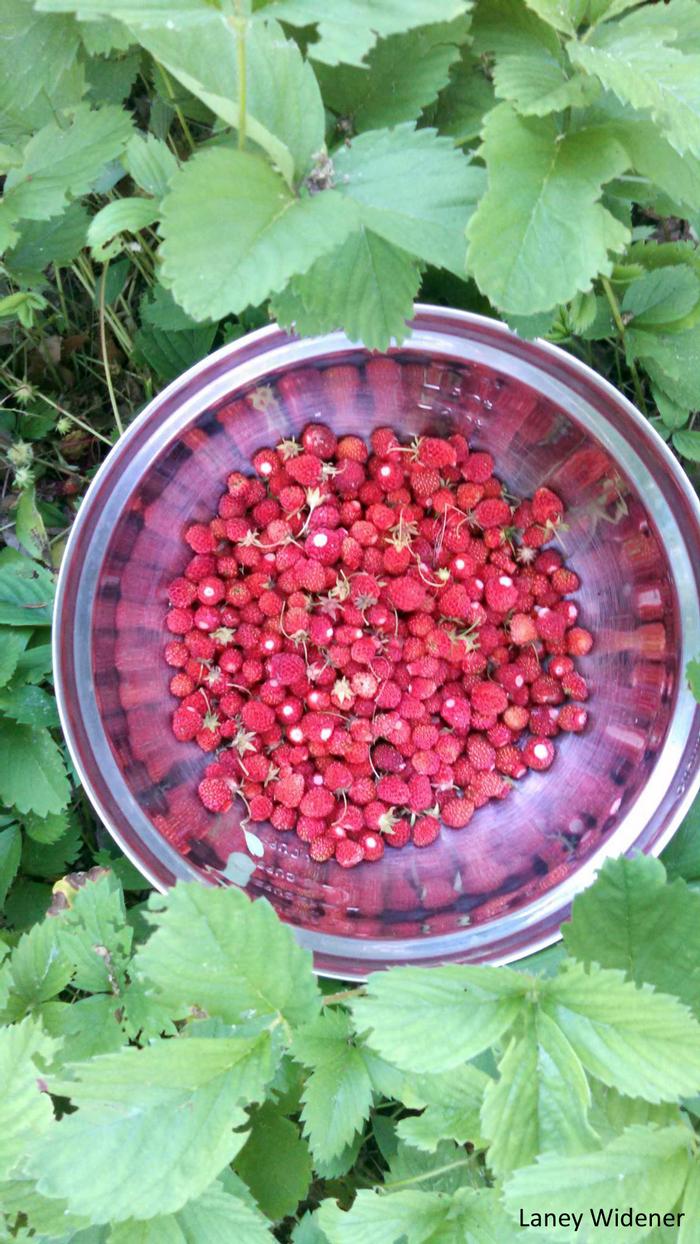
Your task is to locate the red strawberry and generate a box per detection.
[335,839,364,867]
[172,705,203,741]
[442,798,475,829]
[198,778,232,813]
[360,831,384,861]
[412,815,440,847]
[416,436,457,469]
[532,487,564,525]
[522,737,555,771]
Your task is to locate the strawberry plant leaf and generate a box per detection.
[429,50,495,145]
[21,817,81,878]
[0,630,28,689]
[133,317,217,384]
[481,1009,595,1176]
[626,323,700,410]
[493,52,598,117]
[350,965,527,1072]
[569,16,700,157]
[235,1102,313,1221]
[601,112,700,215]
[0,553,54,627]
[621,267,700,329]
[29,1034,276,1223]
[108,1178,275,1243]
[41,994,127,1062]
[679,1157,700,1244]
[471,0,560,58]
[395,1064,487,1152]
[292,1009,375,1162]
[317,1188,453,1244]
[272,227,420,350]
[466,104,630,314]
[662,794,700,880]
[122,132,177,198]
[57,872,132,993]
[503,1124,692,1242]
[673,430,700,463]
[134,883,321,1028]
[5,202,89,278]
[0,723,70,817]
[4,103,134,221]
[333,123,485,276]
[0,1017,58,1181]
[125,16,324,183]
[20,811,68,846]
[588,1082,682,1146]
[1,919,73,1021]
[14,486,49,562]
[0,0,83,145]
[0,684,60,729]
[315,17,470,131]
[0,825,21,909]
[87,197,160,260]
[542,960,700,1101]
[563,855,700,1016]
[263,0,472,68]
[159,148,358,321]
[522,0,588,35]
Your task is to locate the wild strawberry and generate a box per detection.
[335,839,364,867]
[409,466,441,499]
[529,706,559,737]
[414,436,456,469]
[249,794,273,821]
[522,737,555,770]
[552,567,579,594]
[197,576,226,605]
[198,778,232,813]
[439,696,471,730]
[442,797,475,829]
[302,422,337,459]
[166,608,194,635]
[376,775,410,805]
[467,735,496,771]
[532,487,564,525]
[309,834,336,861]
[371,426,399,456]
[462,451,494,483]
[474,498,510,528]
[170,672,194,698]
[535,608,567,643]
[531,674,564,705]
[185,523,215,553]
[566,627,593,656]
[485,574,519,612]
[360,831,384,861]
[172,705,203,741]
[383,817,412,847]
[471,682,508,716]
[558,704,588,732]
[164,640,189,667]
[336,435,367,462]
[299,787,335,817]
[271,804,297,831]
[167,577,197,608]
[561,671,589,701]
[412,816,440,847]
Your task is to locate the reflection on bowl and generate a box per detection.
[54,308,700,977]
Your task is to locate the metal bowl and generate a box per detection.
[54,307,700,977]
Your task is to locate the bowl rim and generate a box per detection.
[53,305,700,976]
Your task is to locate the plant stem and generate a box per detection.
[0,371,114,447]
[99,263,124,438]
[155,62,196,153]
[600,275,648,415]
[321,986,366,1006]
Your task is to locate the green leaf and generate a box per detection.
[264,0,471,67]
[603,113,700,216]
[626,323,700,410]
[333,123,484,276]
[21,818,81,878]
[0,0,84,144]
[0,722,70,818]
[127,16,324,182]
[622,267,700,329]
[5,203,88,276]
[29,1034,276,1224]
[0,684,60,729]
[4,103,133,221]
[235,1103,312,1221]
[133,317,216,384]
[318,1189,451,1244]
[569,17,700,156]
[123,132,177,198]
[0,555,54,626]
[481,1009,595,1176]
[159,148,358,321]
[315,17,469,130]
[543,960,700,1102]
[57,872,132,993]
[0,1177,90,1240]
[504,1124,692,1243]
[272,227,420,350]
[679,1157,700,1244]
[395,1064,487,1152]
[523,0,588,35]
[1,919,73,1019]
[293,1009,375,1162]
[135,883,321,1028]
[351,965,527,1072]
[0,1017,58,1180]
[0,826,21,910]
[588,1081,682,1147]
[21,811,67,846]
[673,429,700,462]
[0,630,28,689]
[471,0,560,58]
[87,197,160,259]
[42,994,127,1062]
[108,1179,274,1244]
[14,486,49,561]
[466,104,629,314]
[652,387,690,430]
[3,879,52,930]
[663,796,700,880]
[493,52,598,116]
[430,50,495,145]
[563,855,700,1016]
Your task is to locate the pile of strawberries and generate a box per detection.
[163,422,592,868]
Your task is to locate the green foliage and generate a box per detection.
[0,863,696,1236]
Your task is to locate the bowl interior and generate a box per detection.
[83,342,685,969]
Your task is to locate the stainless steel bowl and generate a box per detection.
[54,307,700,977]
